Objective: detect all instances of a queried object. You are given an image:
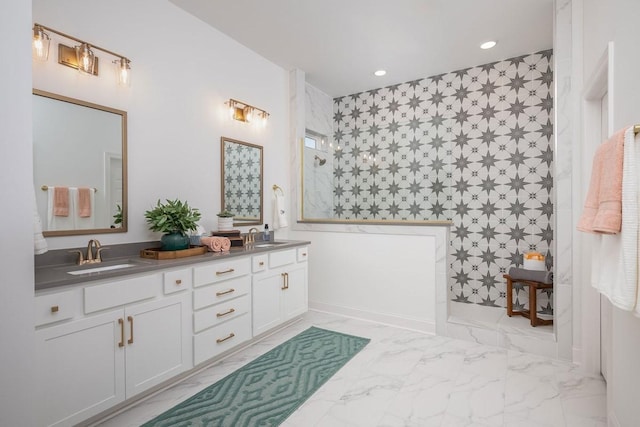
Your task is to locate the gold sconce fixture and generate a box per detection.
[32,23,132,86]
[226,99,269,126]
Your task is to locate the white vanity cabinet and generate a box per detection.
[34,243,309,427]
[252,247,308,336]
[34,269,192,427]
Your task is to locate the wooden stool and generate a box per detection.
[503,274,553,327]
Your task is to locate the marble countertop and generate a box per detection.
[35,240,310,292]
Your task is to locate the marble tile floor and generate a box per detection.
[446,303,562,359]
[94,310,606,427]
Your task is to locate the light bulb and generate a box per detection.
[115,58,131,87]
[75,43,95,75]
[32,26,50,61]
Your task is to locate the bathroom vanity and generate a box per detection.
[33,241,309,427]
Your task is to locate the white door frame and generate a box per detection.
[579,42,614,375]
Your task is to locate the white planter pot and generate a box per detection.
[217,217,234,231]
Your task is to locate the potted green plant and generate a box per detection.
[145,199,202,250]
[111,204,123,228]
[216,209,235,231]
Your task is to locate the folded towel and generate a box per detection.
[273,193,288,229]
[47,187,75,230]
[33,188,48,255]
[200,236,231,252]
[77,187,92,218]
[621,126,640,312]
[577,128,625,234]
[53,186,69,217]
[508,267,553,285]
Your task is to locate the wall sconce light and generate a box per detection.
[226,99,269,126]
[32,23,131,85]
[32,25,50,61]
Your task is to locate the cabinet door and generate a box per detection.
[35,310,125,427]
[252,271,284,336]
[124,293,191,397]
[283,264,308,321]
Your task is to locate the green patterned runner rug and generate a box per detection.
[141,326,370,427]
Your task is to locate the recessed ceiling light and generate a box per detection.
[374,70,386,77]
[480,41,497,50]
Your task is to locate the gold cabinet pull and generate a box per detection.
[175,279,182,285]
[216,332,235,343]
[285,272,289,289]
[216,268,235,276]
[281,272,287,290]
[216,288,235,296]
[127,316,134,344]
[50,305,59,313]
[118,318,125,348]
[302,253,307,256]
[216,308,236,318]
[259,261,264,266]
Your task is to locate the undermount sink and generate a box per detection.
[66,263,138,275]
[252,241,287,248]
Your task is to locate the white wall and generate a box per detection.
[0,0,35,425]
[580,0,640,425]
[32,0,291,250]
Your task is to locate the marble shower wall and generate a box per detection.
[332,50,554,313]
[304,83,335,218]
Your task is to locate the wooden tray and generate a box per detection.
[140,245,207,260]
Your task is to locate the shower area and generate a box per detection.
[303,50,555,332]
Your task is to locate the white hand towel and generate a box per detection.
[593,126,640,313]
[33,188,48,254]
[273,193,288,229]
[621,126,640,313]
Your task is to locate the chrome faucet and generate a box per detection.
[247,228,259,244]
[70,239,108,265]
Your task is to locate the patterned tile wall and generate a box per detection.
[332,50,554,313]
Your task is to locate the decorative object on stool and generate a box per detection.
[216,210,234,231]
[504,266,553,327]
[144,199,201,251]
[141,327,370,427]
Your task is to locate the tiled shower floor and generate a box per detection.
[92,310,605,427]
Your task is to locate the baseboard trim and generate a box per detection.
[309,301,436,334]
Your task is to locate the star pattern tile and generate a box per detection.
[332,50,553,311]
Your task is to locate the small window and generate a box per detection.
[305,136,317,149]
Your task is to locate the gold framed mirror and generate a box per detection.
[221,137,263,226]
[33,89,128,236]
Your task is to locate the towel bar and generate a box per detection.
[41,185,97,192]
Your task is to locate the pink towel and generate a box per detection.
[577,128,626,234]
[78,187,92,218]
[200,236,231,252]
[53,187,69,217]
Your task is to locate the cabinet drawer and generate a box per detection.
[193,276,250,310]
[164,268,192,294]
[297,247,309,262]
[84,274,159,314]
[193,313,251,365]
[193,294,250,333]
[269,249,296,268]
[252,255,267,273]
[35,290,78,327]
[193,258,250,287]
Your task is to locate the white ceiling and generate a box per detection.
[171,0,554,97]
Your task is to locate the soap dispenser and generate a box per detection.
[263,224,270,241]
